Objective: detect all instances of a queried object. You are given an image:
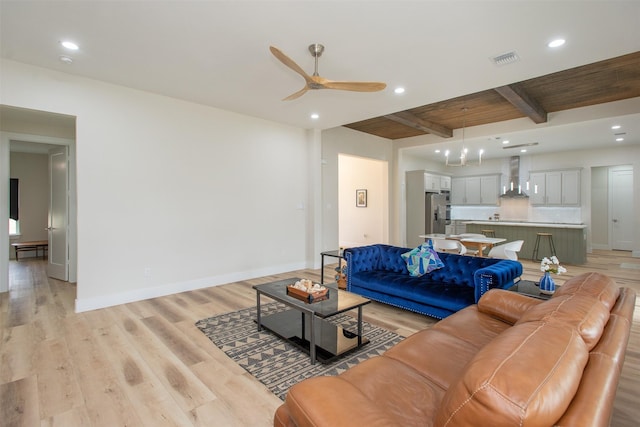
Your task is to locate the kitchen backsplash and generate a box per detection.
[452,198,582,224]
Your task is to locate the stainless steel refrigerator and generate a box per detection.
[425,193,448,235]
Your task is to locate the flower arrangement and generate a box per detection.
[540,256,567,275]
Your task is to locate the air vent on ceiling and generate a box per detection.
[502,142,539,149]
[491,51,520,66]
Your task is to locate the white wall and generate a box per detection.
[1,59,314,309]
[338,154,388,248]
[320,127,394,253]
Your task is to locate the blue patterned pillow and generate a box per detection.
[401,240,445,277]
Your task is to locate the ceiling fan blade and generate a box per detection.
[283,87,309,101]
[322,81,387,92]
[270,46,313,83]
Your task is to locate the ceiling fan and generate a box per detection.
[270,44,387,101]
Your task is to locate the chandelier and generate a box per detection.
[445,107,483,167]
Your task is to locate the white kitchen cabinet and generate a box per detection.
[451,175,500,205]
[424,173,440,192]
[529,169,580,206]
[450,178,465,205]
[464,177,482,204]
[560,170,580,205]
[440,175,451,191]
[480,175,500,205]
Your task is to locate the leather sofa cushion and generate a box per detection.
[516,294,611,350]
[513,272,620,351]
[385,305,511,390]
[285,356,444,427]
[435,321,588,427]
[554,271,620,310]
[477,289,544,325]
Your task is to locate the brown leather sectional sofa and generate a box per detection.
[274,272,635,427]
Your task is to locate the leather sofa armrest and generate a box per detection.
[477,289,544,324]
[283,376,402,427]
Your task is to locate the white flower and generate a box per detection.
[540,256,566,274]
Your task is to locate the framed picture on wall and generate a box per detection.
[356,189,367,207]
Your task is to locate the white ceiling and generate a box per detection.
[1,1,639,160]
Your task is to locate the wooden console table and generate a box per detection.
[11,240,48,261]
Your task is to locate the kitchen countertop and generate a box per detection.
[463,220,587,229]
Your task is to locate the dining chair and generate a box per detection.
[434,239,467,255]
[488,240,524,261]
[458,233,487,256]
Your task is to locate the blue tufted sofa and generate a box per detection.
[345,244,523,319]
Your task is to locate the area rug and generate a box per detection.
[195,302,404,400]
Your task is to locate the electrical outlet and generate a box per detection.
[144,267,152,278]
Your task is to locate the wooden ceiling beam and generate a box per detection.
[383,111,453,138]
[494,84,547,124]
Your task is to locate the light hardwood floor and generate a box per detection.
[1,250,639,426]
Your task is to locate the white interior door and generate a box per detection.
[609,166,633,251]
[48,146,69,281]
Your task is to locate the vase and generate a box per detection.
[539,271,556,295]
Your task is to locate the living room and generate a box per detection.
[1,2,639,425]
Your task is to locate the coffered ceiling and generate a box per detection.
[345,52,640,140]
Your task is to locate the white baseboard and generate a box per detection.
[74,261,306,313]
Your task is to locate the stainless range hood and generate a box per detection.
[501,156,529,198]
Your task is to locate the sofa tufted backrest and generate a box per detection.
[346,244,509,289]
[431,253,501,288]
[345,244,407,274]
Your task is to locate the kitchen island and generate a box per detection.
[464,221,587,265]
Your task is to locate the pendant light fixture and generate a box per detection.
[445,107,483,167]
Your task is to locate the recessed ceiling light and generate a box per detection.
[611,125,621,130]
[548,39,565,48]
[502,140,510,145]
[434,149,441,153]
[59,55,73,64]
[520,149,527,153]
[616,137,624,142]
[61,40,79,50]
[310,113,319,119]
[394,87,405,94]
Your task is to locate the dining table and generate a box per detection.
[419,234,506,257]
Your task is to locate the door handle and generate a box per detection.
[612,219,618,223]
[45,227,55,231]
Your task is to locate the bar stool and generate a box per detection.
[532,232,556,261]
[481,229,496,238]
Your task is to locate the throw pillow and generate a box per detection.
[401,240,445,277]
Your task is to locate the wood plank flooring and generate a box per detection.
[1,250,639,426]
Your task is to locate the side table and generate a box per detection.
[320,249,345,284]
[508,279,552,300]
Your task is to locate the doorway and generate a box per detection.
[590,164,633,252]
[609,166,633,251]
[337,154,389,248]
[1,129,77,293]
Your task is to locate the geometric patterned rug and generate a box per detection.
[195,302,404,400]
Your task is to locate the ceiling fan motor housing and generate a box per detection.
[308,44,324,57]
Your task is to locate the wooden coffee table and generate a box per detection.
[253,278,371,364]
